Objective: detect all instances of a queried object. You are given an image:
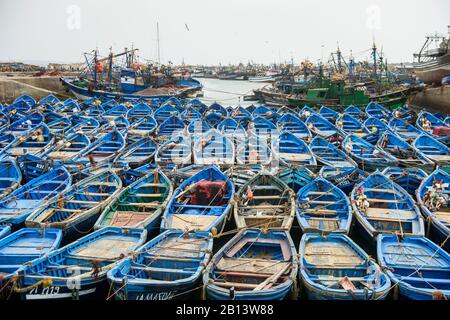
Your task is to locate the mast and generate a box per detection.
[157,22,161,65]
[107,46,113,85]
[349,50,354,84]
[93,48,98,87]
[372,41,377,81]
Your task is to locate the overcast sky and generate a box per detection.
[0,0,448,65]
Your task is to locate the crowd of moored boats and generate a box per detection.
[0,93,449,301]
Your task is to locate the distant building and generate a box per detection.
[47,63,84,71]
[0,62,43,72]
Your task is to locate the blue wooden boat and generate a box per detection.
[55,98,81,115]
[0,167,72,226]
[388,117,422,140]
[0,158,22,199]
[245,104,256,114]
[234,173,295,230]
[229,106,252,128]
[305,113,343,138]
[362,116,390,135]
[377,234,450,300]
[382,167,427,196]
[103,104,128,120]
[0,224,11,239]
[193,129,235,166]
[157,115,185,137]
[344,105,366,119]
[69,129,126,167]
[155,135,192,166]
[126,103,152,122]
[41,132,91,163]
[162,97,183,112]
[0,228,62,286]
[298,105,317,120]
[217,117,246,140]
[95,170,172,232]
[187,99,208,115]
[272,130,316,167]
[66,115,100,137]
[249,116,278,138]
[296,177,352,234]
[253,105,280,123]
[351,171,425,242]
[154,104,179,124]
[365,102,391,120]
[377,131,434,168]
[38,94,60,106]
[445,116,450,126]
[236,134,272,165]
[309,136,357,168]
[319,166,366,194]
[107,230,212,300]
[417,111,450,144]
[187,119,211,137]
[44,112,72,134]
[299,233,391,300]
[161,165,234,233]
[113,137,156,169]
[225,165,262,191]
[127,115,157,137]
[84,104,105,118]
[5,111,44,136]
[414,133,450,166]
[25,170,122,239]
[2,100,31,115]
[180,106,201,124]
[342,134,398,171]
[336,113,368,135]
[14,94,36,108]
[276,113,311,140]
[0,124,54,158]
[203,228,298,300]
[17,154,48,183]
[319,105,339,121]
[16,227,146,300]
[99,99,119,112]
[416,168,450,252]
[276,167,314,193]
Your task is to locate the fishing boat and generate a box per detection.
[296,178,352,234]
[38,94,60,106]
[335,113,368,136]
[445,117,450,126]
[253,105,280,123]
[16,227,146,300]
[157,116,185,137]
[234,173,295,230]
[276,113,311,140]
[362,116,390,135]
[249,116,278,138]
[113,137,157,169]
[388,117,423,140]
[236,135,272,165]
[229,106,251,128]
[417,111,450,144]
[344,105,366,119]
[309,136,357,168]
[203,228,298,300]
[69,129,126,168]
[4,112,44,136]
[414,133,450,166]
[377,131,434,169]
[180,106,201,124]
[382,167,428,197]
[0,158,22,199]
[305,113,343,138]
[0,167,72,226]
[40,132,91,163]
[204,103,227,126]
[103,104,128,120]
[342,134,398,171]
[276,167,314,193]
[95,170,172,232]
[127,115,158,137]
[0,228,62,292]
[154,104,179,124]
[193,129,235,166]
[155,135,192,166]
[365,102,391,120]
[271,131,316,167]
[0,224,11,239]
[351,171,425,242]
[319,166,366,194]
[44,112,72,134]
[377,234,450,300]
[107,230,212,300]
[217,117,246,141]
[416,169,450,252]
[225,165,262,191]
[319,105,339,121]
[66,115,100,137]
[0,124,54,158]
[161,165,234,233]
[299,233,391,300]
[298,106,317,120]
[25,169,121,236]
